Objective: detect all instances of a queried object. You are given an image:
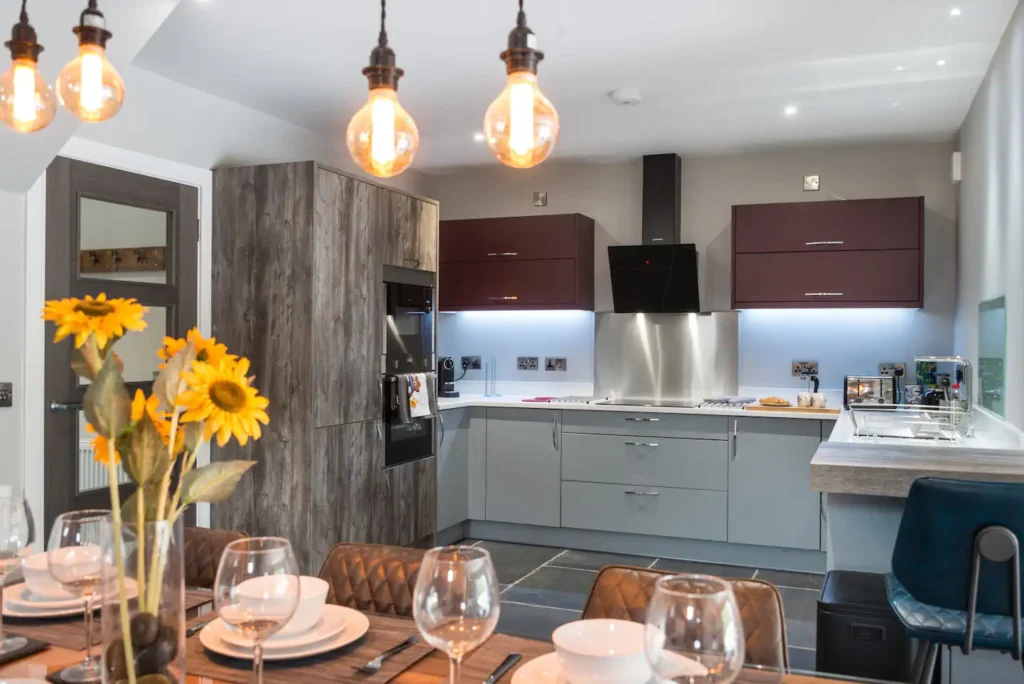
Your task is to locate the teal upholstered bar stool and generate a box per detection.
[885,477,1024,683]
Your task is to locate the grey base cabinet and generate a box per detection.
[727,417,822,550]
[485,408,561,527]
[437,408,470,532]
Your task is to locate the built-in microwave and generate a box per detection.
[381,266,435,468]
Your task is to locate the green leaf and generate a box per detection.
[153,340,195,412]
[180,461,255,506]
[121,485,163,526]
[126,416,172,486]
[84,354,131,439]
[183,421,204,454]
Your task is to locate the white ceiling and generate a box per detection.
[132,0,1016,171]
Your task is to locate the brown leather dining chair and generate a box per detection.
[183,526,247,589]
[317,542,426,617]
[582,565,789,669]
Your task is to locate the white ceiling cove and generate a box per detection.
[134,0,1017,170]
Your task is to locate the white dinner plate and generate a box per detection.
[510,652,707,684]
[218,604,348,651]
[2,581,139,618]
[200,605,370,661]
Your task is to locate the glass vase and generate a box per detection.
[100,518,186,684]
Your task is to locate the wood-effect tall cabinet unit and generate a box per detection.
[211,162,439,572]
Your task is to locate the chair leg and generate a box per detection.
[920,642,939,684]
[910,641,930,683]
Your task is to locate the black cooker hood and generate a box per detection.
[608,154,701,313]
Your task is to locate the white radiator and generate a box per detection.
[77,439,131,493]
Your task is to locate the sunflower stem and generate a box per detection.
[135,486,147,613]
[168,447,200,522]
[106,427,138,684]
[147,410,181,612]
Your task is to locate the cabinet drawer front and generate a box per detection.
[733,250,921,307]
[733,198,922,254]
[441,216,578,262]
[561,482,727,541]
[440,260,578,309]
[561,411,728,440]
[561,433,727,490]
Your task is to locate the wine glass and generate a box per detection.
[413,546,501,684]
[644,574,746,683]
[48,510,112,683]
[0,495,34,655]
[213,537,300,684]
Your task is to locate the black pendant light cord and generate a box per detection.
[19,0,28,22]
[378,0,388,47]
[517,0,527,28]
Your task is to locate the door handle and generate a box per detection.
[624,490,659,497]
[624,442,659,448]
[804,292,844,297]
[805,241,844,246]
[49,400,83,413]
[625,417,659,422]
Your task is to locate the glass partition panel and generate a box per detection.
[979,296,1006,417]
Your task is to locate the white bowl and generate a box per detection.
[552,619,650,684]
[21,552,75,600]
[236,575,327,636]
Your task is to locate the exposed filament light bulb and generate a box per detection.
[0,2,55,133]
[57,2,125,123]
[484,2,559,169]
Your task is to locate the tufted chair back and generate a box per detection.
[317,543,426,617]
[583,565,788,669]
[184,527,247,589]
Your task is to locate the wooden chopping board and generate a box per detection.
[747,404,840,415]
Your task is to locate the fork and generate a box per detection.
[352,635,421,674]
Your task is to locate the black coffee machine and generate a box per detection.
[439,356,460,398]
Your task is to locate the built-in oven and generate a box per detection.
[381,265,436,468]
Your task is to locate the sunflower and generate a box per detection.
[85,424,120,465]
[42,294,147,349]
[178,357,269,447]
[131,390,184,454]
[157,328,235,368]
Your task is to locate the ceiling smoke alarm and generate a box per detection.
[608,88,642,106]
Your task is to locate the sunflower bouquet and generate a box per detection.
[43,294,268,684]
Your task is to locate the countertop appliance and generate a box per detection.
[439,356,459,398]
[844,376,896,408]
[382,265,436,468]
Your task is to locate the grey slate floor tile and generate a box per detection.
[477,541,564,585]
[786,618,816,649]
[788,646,817,673]
[496,601,579,642]
[757,568,825,591]
[652,558,758,579]
[778,586,819,622]
[548,549,653,571]
[503,566,597,611]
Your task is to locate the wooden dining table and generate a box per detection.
[0,622,879,684]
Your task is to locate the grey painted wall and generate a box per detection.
[956,1,1024,430]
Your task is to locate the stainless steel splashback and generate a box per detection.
[594,313,739,401]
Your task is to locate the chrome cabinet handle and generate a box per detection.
[625,417,660,422]
[805,241,844,246]
[376,421,382,442]
[804,292,844,297]
[624,490,659,497]
[49,400,83,413]
[552,413,558,450]
[624,442,659,448]
[486,252,519,257]
[439,412,445,447]
[487,296,518,301]
[731,419,738,459]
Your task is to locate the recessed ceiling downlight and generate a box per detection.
[784,105,799,117]
[608,88,642,106]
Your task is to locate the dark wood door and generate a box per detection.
[733,197,923,254]
[44,157,198,534]
[440,260,578,309]
[440,215,580,263]
[733,250,921,307]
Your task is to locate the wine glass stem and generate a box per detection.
[449,655,461,684]
[83,595,94,664]
[253,643,264,684]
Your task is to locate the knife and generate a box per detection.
[186,617,215,637]
[483,653,522,683]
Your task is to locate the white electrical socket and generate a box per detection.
[878,363,907,377]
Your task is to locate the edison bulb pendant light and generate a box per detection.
[484,0,559,169]
[57,1,124,123]
[0,1,55,133]
[347,0,419,178]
